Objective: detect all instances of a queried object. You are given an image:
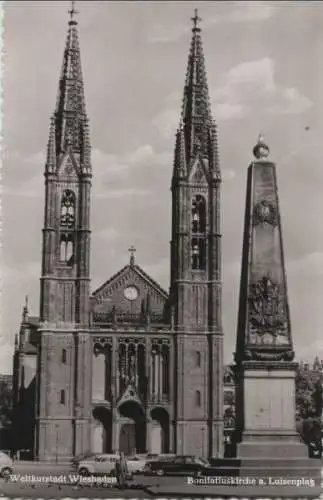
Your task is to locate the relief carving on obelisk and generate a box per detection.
[248,275,289,346]
[253,200,277,227]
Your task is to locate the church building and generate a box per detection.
[12,7,224,462]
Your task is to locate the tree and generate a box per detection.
[0,379,13,451]
[295,361,322,452]
[0,381,13,429]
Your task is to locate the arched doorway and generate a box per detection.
[150,407,170,454]
[118,401,145,455]
[92,407,112,453]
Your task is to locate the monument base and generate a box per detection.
[237,431,309,459]
[236,363,310,460]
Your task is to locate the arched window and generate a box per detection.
[60,235,67,262]
[62,349,67,364]
[191,195,206,234]
[60,389,65,405]
[195,390,201,407]
[66,237,74,263]
[191,238,206,270]
[60,190,76,228]
[59,234,74,265]
[196,351,201,367]
[191,195,207,270]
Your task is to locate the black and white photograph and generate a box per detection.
[0,0,322,497]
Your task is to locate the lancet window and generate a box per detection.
[60,389,65,405]
[117,342,146,399]
[59,234,74,265]
[191,195,207,270]
[60,190,76,228]
[191,195,206,233]
[151,343,170,401]
[191,237,206,270]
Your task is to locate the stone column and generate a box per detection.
[146,418,152,453]
[112,410,120,453]
[158,353,163,399]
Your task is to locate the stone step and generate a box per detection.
[209,457,321,468]
[240,458,321,469]
[239,468,321,481]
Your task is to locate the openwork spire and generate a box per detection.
[180,9,213,161]
[52,2,88,159]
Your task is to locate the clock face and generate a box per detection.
[124,286,139,301]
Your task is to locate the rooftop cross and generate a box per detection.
[191,8,202,31]
[128,245,136,265]
[68,0,79,23]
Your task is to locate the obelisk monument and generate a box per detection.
[234,135,308,459]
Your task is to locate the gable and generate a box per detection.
[117,384,143,406]
[189,157,208,183]
[57,151,79,179]
[91,264,168,324]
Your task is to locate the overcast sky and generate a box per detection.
[1,1,323,374]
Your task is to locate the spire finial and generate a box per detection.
[68,0,79,24]
[253,132,270,160]
[191,8,202,31]
[258,132,265,144]
[22,295,29,322]
[128,245,136,266]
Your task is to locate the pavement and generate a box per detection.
[0,462,321,499]
[0,482,150,498]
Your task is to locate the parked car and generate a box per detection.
[145,453,176,462]
[144,455,209,477]
[71,451,96,467]
[0,451,13,479]
[78,453,132,479]
[126,454,147,474]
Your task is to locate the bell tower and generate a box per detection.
[36,2,92,461]
[170,10,224,458]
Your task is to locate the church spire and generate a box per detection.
[51,1,89,161]
[180,9,214,162]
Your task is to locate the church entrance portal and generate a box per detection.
[92,407,112,453]
[151,407,170,454]
[118,401,145,455]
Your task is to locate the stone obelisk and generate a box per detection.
[234,135,308,459]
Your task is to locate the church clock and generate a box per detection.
[124,286,139,301]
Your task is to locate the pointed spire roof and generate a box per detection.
[45,2,91,171]
[181,9,213,161]
[56,6,85,117]
[173,10,219,181]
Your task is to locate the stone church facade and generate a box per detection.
[12,9,224,462]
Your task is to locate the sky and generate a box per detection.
[1,0,323,374]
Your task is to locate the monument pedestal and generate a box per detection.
[235,361,321,484]
[232,138,321,487]
[237,362,308,459]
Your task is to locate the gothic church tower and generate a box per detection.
[36,6,92,461]
[171,11,224,458]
